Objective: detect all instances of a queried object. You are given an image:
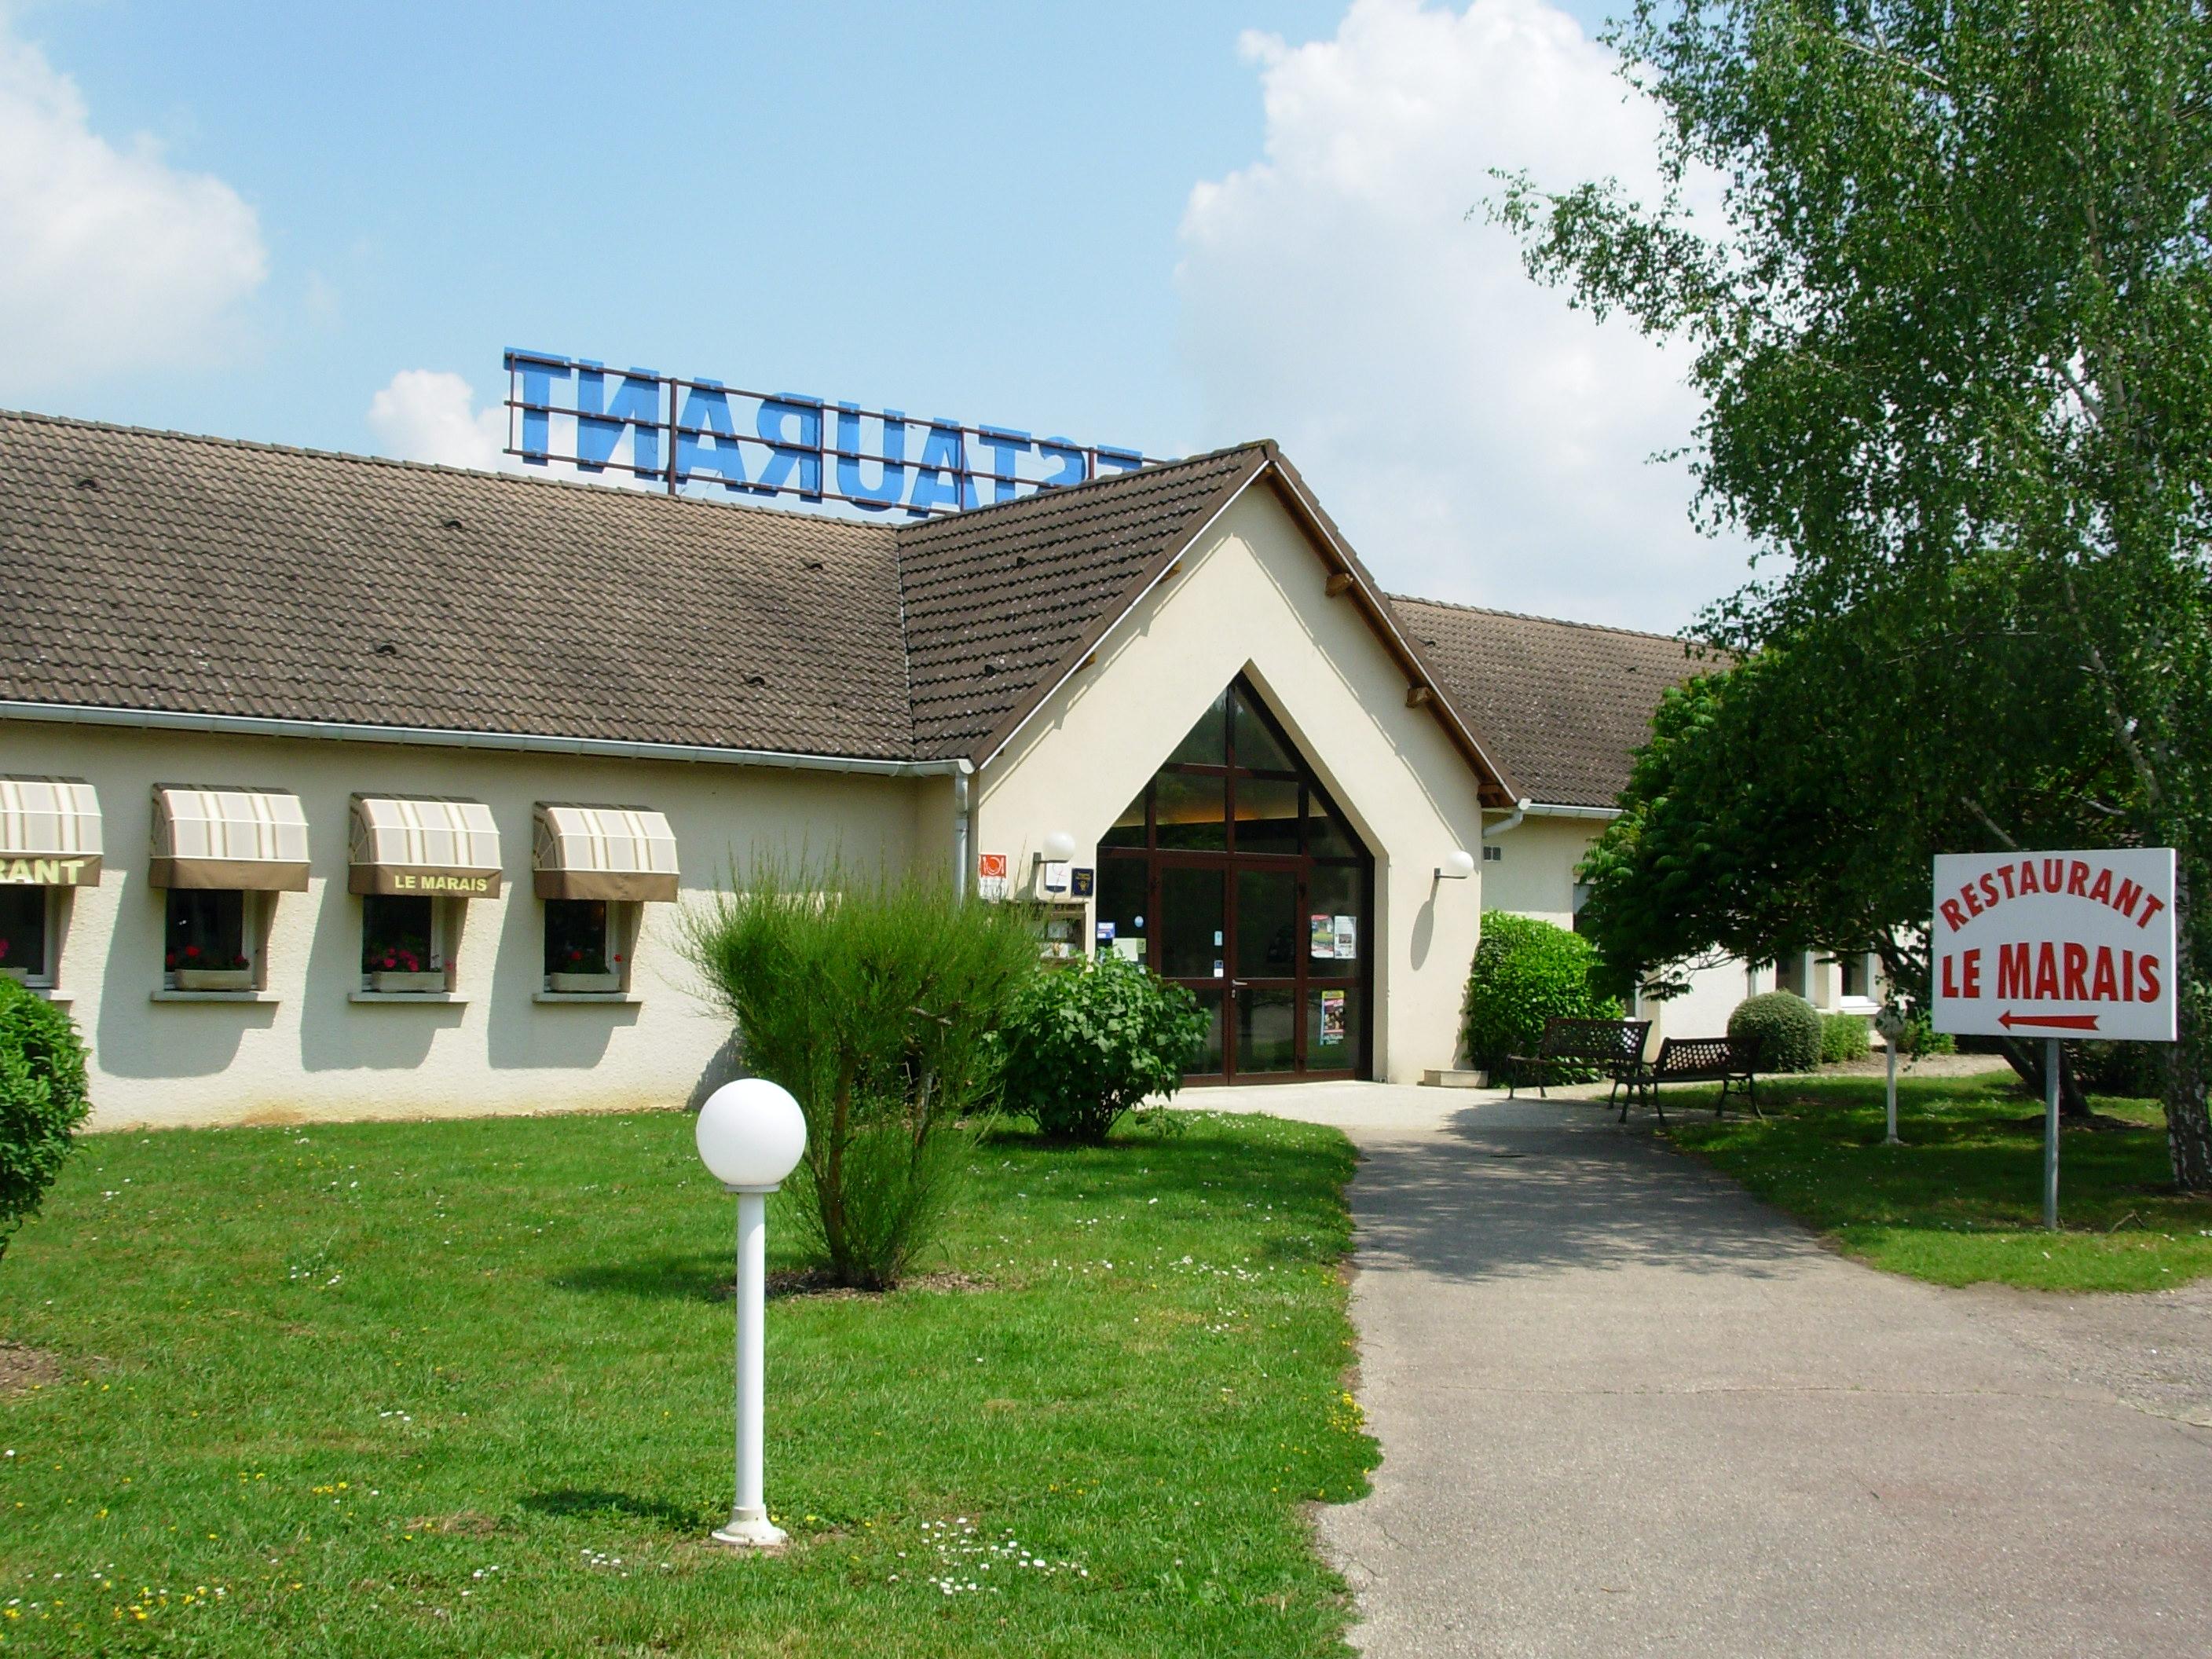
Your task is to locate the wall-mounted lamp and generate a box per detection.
[1042,830,1078,862]
[1435,848,1477,881]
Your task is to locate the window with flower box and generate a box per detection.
[165,889,253,991]
[543,897,631,994]
[360,894,455,994]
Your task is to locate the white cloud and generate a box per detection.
[0,14,266,394]
[366,370,511,471]
[1178,0,1752,632]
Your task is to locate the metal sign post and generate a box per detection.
[1874,1005,1906,1145]
[1929,848,2177,1232]
[1887,1039,1902,1147]
[2042,1036,2061,1231]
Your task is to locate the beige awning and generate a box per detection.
[533,803,679,901]
[0,776,103,886]
[349,796,502,897]
[151,786,310,891]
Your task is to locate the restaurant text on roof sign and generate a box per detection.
[1930,848,2177,1042]
[503,350,1159,517]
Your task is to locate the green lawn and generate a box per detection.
[1662,1070,2212,1291]
[0,1109,1375,1657]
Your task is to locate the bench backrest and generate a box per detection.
[1652,1035,1752,1075]
[1539,1017,1651,1064]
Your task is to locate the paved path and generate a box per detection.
[1199,1082,2212,1657]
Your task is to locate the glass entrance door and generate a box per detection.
[1094,677,1374,1082]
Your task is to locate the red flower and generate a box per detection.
[184,944,201,959]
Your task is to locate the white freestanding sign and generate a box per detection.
[1931,848,2176,1042]
[1931,847,2176,1232]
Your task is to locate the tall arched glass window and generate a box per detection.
[1094,676,1372,1082]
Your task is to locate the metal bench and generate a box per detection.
[1506,1016,1651,1105]
[1624,1035,1760,1125]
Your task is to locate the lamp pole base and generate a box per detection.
[711,1508,788,1550]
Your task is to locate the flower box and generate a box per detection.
[368,970,446,994]
[174,968,254,991]
[547,971,621,994]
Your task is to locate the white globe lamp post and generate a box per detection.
[694,1078,808,1548]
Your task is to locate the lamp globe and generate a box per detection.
[696,1079,808,1192]
[1042,830,1079,862]
[1440,848,1477,881]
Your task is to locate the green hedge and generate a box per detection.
[1819,1012,1870,1064]
[1728,991,1822,1074]
[0,976,90,1266]
[1462,911,1621,1077]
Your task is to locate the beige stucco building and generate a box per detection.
[0,410,1815,1129]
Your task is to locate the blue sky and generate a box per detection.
[2,0,1746,628]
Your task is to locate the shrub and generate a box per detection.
[680,866,1039,1290]
[1728,991,1822,1073]
[2075,1040,2163,1101]
[1462,911,1621,1078]
[999,954,1208,1144]
[1819,1012,1870,1065]
[1895,1012,1954,1057]
[0,976,90,1267]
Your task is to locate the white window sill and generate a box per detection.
[152,989,278,1004]
[350,990,467,1005]
[22,987,68,1004]
[533,990,641,1005]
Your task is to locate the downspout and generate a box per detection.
[1481,798,1531,841]
[952,764,972,899]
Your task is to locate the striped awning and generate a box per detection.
[151,786,310,891]
[533,803,679,902]
[0,777,102,886]
[349,796,502,897]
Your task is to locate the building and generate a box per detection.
[1402,597,1884,1035]
[0,410,1859,1130]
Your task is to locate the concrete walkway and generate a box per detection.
[1199,1082,2212,1657]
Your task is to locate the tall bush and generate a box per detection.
[680,866,1038,1289]
[999,954,1207,1144]
[1462,911,1621,1077]
[1729,991,1822,1074]
[0,977,90,1266]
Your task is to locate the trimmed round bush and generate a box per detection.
[0,976,90,1266]
[999,954,1208,1144]
[1819,1012,1870,1065]
[1462,911,1621,1077]
[1729,991,1822,1074]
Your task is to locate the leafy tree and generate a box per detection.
[1577,617,2126,1111]
[1496,0,2212,1184]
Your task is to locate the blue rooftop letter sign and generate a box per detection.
[501,349,1153,512]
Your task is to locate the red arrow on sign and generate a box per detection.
[1999,1010,2101,1031]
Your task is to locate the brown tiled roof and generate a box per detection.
[1391,596,1713,810]
[2,410,1660,803]
[896,445,1269,760]
[0,410,915,758]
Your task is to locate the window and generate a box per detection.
[0,887,51,987]
[361,893,452,990]
[1571,881,1594,932]
[1097,676,1372,1079]
[1482,844,1503,863]
[544,898,628,991]
[165,889,249,984]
